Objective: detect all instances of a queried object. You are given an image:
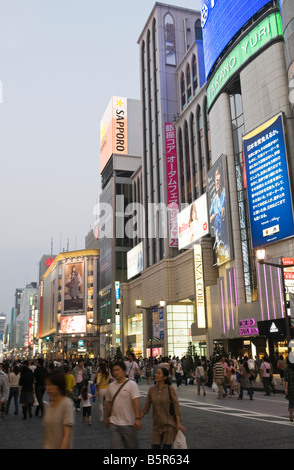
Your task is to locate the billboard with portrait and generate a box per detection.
[127,242,143,280]
[243,113,294,248]
[60,315,87,334]
[63,261,84,312]
[201,0,271,79]
[207,155,232,266]
[177,194,209,250]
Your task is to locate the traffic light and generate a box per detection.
[46,336,50,342]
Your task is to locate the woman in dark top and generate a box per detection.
[19,361,35,419]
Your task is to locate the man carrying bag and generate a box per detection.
[105,361,142,449]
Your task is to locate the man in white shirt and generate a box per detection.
[124,354,140,382]
[105,361,141,449]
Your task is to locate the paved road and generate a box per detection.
[0,372,294,455]
[1,373,292,453]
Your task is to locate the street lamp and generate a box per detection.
[135,299,165,363]
[256,249,294,343]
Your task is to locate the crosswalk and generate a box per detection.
[140,391,293,427]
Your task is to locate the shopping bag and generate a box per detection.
[90,382,96,402]
[212,382,218,393]
[173,430,188,449]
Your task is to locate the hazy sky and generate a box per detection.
[0,0,201,319]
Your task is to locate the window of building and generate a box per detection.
[187,63,192,103]
[181,72,186,110]
[184,121,192,203]
[194,19,203,41]
[192,55,198,95]
[164,13,176,66]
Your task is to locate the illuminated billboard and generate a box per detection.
[207,155,233,266]
[64,261,84,312]
[201,0,272,79]
[100,96,128,173]
[207,12,283,108]
[177,194,209,250]
[243,113,294,248]
[60,315,87,334]
[127,242,143,280]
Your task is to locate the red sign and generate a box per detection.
[165,123,179,248]
[283,258,294,280]
[45,257,55,268]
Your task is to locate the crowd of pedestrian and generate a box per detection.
[0,351,294,449]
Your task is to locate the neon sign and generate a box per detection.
[239,318,259,336]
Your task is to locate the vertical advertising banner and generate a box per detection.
[64,261,84,312]
[207,155,232,266]
[193,245,206,329]
[165,123,179,247]
[100,96,128,173]
[243,113,294,248]
[152,308,164,343]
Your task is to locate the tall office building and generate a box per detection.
[98,96,142,356]
[138,3,202,268]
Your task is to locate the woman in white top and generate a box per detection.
[6,365,20,415]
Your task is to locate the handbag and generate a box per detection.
[173,430,187,449]
[168,385,175,417]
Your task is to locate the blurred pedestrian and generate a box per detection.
[94,361,110,422]
[34,358,47,418]
[140,367,185,449]
[175,359,183,388]
[145,360,152,385]
[64,364,76,401]
[277,355,286,385]
[284,357,294,422]
[5,364,20,415]
[105,361,141,449]
[0,362,9,418]
[228,368,240,398]
[194,360,206,396]
[19,360,35,419]
[78,384,97,425]
[238,359,253,400]
[261,357,276,396]
[125,354,140,382]
[72,359,87,411]
[43,369,75,449]
[213,357,225,399]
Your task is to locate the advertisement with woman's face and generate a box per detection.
[207,155,232,266]
[64,262,84,311]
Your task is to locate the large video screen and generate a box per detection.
[201,0,271,78]
[243,113,294,248]
[60,315,87,334]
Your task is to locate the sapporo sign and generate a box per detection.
[207,12,283,109]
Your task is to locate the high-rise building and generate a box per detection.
[97,96,142,355]
[122,3,209,359]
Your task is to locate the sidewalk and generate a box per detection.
[251,373,285,394]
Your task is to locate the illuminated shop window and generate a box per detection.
[167,305,194,358]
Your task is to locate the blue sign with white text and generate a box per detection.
[243,114,294,248]
[201,0,271,78]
